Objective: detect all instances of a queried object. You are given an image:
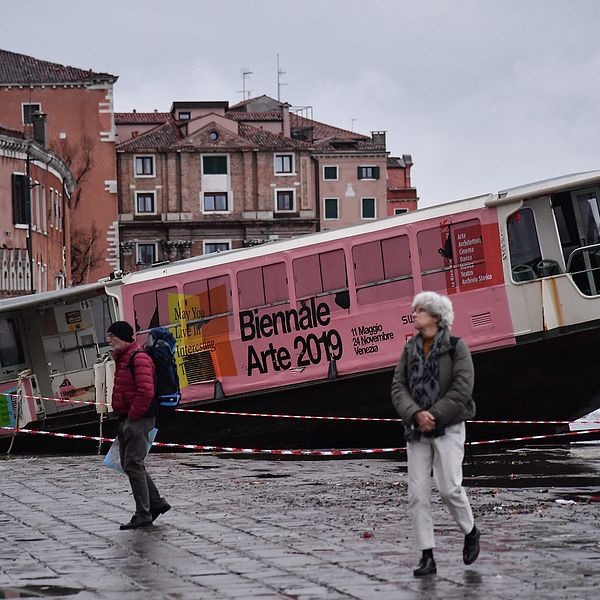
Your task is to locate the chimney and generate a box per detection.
[281,102,291,138]
[371,131,386,149]
[32,111,48,147]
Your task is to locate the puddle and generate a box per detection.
[0,585,82,598]
[462,446,600,488]
[245,472,290,479]
[178,463,218,469]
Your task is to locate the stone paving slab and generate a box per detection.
[0,446,599,599]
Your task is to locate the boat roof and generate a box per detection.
[487,170,600,207]
[0,280,112,314]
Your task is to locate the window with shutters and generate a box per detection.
[358,165,380,180]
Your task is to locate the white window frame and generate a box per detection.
[273,153,295,176]
[394,208,409,215]
[134,154,156,178]
[323,197,339,220]
[21,102,41,124]
[33,181,40,231]
[323,165,339,181]
[136,242,158,265]
[201,191,231,214]
[41,185,47,234]
[361,197,377,220]
[274,188,296,213]
[203,239,232,254]
[202,154,229,175]
[358,165,378,180]
[134,191,157,215]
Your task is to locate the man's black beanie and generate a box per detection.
[107,321,134,342]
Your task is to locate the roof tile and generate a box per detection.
[0,48,116,85]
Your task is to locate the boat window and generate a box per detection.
[293,249,349,311]
[238,262,288,309]
[183,275,232,319]
[507,209,543,282]
[133,286,178,331]
[0,316,25,369]
[418,219,487,291]
[352,234,413,305]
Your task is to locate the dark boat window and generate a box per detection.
[418,219,486,291]
[293,249,349,311]
[0,316,25,369]
[133,286,178,331]
[238,262,288,309]
[183,275,232,318]
[352,234,413,305]
[507,209,542,282]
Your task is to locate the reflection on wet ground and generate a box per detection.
[464,444,600,488]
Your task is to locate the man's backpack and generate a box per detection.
[128,327,181,411]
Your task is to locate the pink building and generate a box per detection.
[0,125,74,297]
[0,49,119,285]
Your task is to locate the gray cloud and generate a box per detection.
[4,0,600,206]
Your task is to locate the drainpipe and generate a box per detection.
[312,156,321,232]
[25,146,35,294]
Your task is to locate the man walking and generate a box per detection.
[107,321,171,530]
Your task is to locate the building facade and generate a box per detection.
[0,48,119,285]
[0,125,74,297]
[115,96,418,267]
[115,103,317,270]
[386,155,418,215]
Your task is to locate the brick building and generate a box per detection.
[115,102,317,269]
[227,96,395,230]
[115,96,418,266]
[0,124,74,297]
[0,48,119,285]
[387,155,418,215]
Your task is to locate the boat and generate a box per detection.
[3,171,600,452]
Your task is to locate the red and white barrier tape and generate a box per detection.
[4,393,599,426]
[2,425,600,455]
[0,426,402,455]
[466,428,600,446]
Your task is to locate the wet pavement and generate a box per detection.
[0,445,599,599]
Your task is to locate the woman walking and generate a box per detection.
[391,291,480,576]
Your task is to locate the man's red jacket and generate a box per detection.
[111,342,155,420]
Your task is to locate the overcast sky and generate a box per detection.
[3,0,600,206]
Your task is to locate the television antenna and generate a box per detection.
[238,68,253,100]
[276,54,287,101]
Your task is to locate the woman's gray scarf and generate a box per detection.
[405,329,446,442]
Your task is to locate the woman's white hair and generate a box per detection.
[412,291,454,329]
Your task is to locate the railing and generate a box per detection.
[0,248,32,295]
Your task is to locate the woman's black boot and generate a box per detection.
[413,550,436,576]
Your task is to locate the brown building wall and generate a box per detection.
[116,146,318,272]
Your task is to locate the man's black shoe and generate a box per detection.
[150,502,171,522]
[119,515,153,530]
[413,555,437,576]
[463,526,481,565]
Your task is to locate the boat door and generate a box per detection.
[551,186,600,295]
